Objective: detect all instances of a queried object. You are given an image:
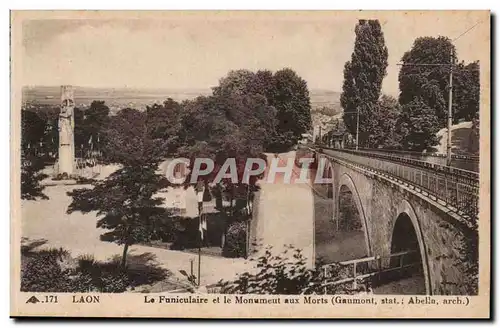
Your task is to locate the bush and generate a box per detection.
[21,249,131,293]
[218,246,360,295]
[222,221,247,258]
[75,255,130,293]
[21,248,73,292]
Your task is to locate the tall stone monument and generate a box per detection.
[58,85,75,175]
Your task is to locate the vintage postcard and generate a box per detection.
[10,10,491,318]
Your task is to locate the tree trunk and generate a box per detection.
[121,242,129,269]
[229,190,234,216]
[121,224,132,269]
[215,184,223,210]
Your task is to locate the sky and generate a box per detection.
[20,11,487,95]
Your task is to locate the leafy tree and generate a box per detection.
[213,69,257,97]
[146,98,183,155]
[397,97,440,151]
[269,68,312,150]
[251,69,276,101]
[398,37,480,152]
[211,69,277,146]
[454,61,480,122]
[81,100,110,154]
[67,108,170,268]
[21,110,47,154]
[73,107,89,156]
[399,36,455,127]
[103,108,167,166]
[35,106,60,158]
[21,155,48,200]
[21,109,50,200]
[178,76,274,249]
[340,19,388,147]
[367,95,402,149]
[211,68,311,151]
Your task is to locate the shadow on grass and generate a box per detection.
[102,251,171,288]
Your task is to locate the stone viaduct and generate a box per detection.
[311,148,478,296]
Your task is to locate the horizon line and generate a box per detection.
[22,85,344,93]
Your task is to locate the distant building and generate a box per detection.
[299,133,313,145]
[324,131,350,149]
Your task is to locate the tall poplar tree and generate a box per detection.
[340,19,388,147]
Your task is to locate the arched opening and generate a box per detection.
[334,184,368,260]
[314,173,371,266]
[380,213,426,295]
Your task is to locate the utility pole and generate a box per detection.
[447,48,454,166]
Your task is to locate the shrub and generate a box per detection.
[218,246,360,295]
[74,255,130,293]
[21,248,73,292]
[21,249,131,293]
[222,221,247,258]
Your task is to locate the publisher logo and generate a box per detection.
[26,296,40,304]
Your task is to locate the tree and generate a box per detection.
[340,19,388,147]
[454,61,480,122]
[21,109,50,200]
[73,107,87,154]
[212,68,311,151]
[399,36,455,127]
[367,95,401,149]
[35,106,60,158]
[211,69,277,146]
[21,155,48,200]
[146,98,183,155]
[268,68,312,150]
[178,73,275,248]
[212,69,257,97]
[397,97,440,151]
[21,109,47,155]
[81,100,110,155]
[67,108,170,268]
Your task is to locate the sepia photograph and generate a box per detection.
[10,10,490,318]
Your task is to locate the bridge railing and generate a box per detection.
[322,147,479,178]
[321,149,479,219]
[316,250,420,294]
[344,147,479,162]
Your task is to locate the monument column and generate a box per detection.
[58,85,75,175]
